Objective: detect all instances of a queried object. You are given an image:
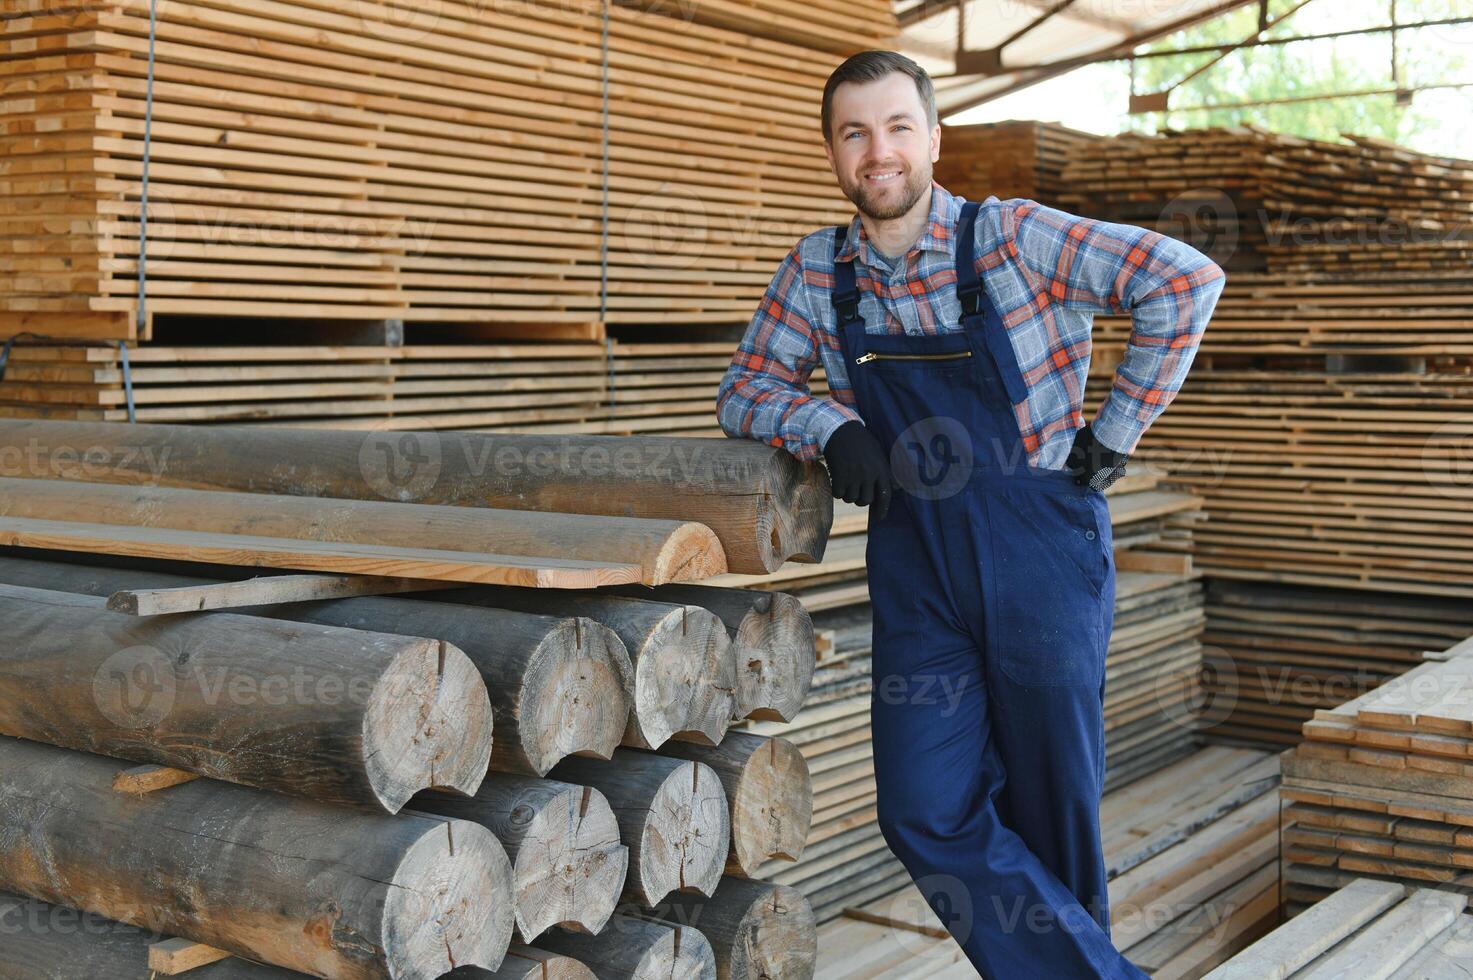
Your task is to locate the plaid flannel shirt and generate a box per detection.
[716,182,1226,468]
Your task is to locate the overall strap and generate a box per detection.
[830,224,863,328]
[954,200,1030,405]
[954,200,984,316]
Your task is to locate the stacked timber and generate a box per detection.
[1205,877,1472,979]
[0,0,876,341]
[1280,637,1473,908]
[0,419,830,978]
[933,120,1101,207]
[812,746,1282,978]
[1198,580,1473,749]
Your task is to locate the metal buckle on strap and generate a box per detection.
[957,284,983,316]
[833,288,861,325]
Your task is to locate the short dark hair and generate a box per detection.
[821,50,937,144]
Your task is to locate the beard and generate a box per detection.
[837,160,931,222]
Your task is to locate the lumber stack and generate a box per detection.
[0,419,831,979]
[0,0,879,342]
[1197,580,1473,750]
[933,120,1101,207]
[1205,877,1472,979]
[811,745,1282,978]
[1280,637,1473,909]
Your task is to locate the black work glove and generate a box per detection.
[822,420,898,519]
[1066,422,1129,492]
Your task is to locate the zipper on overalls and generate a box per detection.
[855,350,973,364]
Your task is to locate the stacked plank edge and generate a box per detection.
[0,419,835,979]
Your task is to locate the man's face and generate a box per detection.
[825,72,940,222]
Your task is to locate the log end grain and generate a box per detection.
[630,607,735,750]
[725,881,818,980]
[385,817,516,977]
[635,760,730,907]
[519,619,632,776]
[732,591,815,723]
[513,784,629,942]
[364,640,493,813]
[650,522,727,585]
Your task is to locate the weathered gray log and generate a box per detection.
[653,734,812,878]
[416,775,628,942]
[436,588,735,749]
[0,891,301,979]
[448,945,595,979]
[0,557,632,776]
[0,582,491,813]
[0,421,831,573]
[0,737,515,979]
[606,584,814,721]
[549,750,730,907]
[537,915,716,980]
[646,878,818,980]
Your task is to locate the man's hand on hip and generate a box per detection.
[822,420,898,519]
[1067,423,1130,492]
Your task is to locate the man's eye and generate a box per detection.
[894,125,910,132]
[845,132,863,140]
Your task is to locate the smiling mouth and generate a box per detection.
[864,170,901,184]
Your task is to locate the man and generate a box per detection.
[716,51,1225,979]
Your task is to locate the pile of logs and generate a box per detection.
[1280,637,1473,909]
[0,419,831,978]
[1205,877,1472,978]
[0,0,881,341]
[933,120,1101,207]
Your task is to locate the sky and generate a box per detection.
[945,8,1473,160]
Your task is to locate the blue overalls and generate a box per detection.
[833,201,1148,979]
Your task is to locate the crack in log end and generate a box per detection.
[446,821,454,858]
[578,785,591,820]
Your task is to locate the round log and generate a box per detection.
[607,584,815,721]
[648,878,818,980]
[549,750,730,907]
[0,556,634,777]
[0,421,831,573]
[0,582,491,813]
[0,476,725,586]
[416,775,628,942]
[438,588,735,749]
[536,915,716,980]
[0,737,515,979]
[653,733,812,877]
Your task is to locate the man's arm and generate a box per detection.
[717,242,860,461]
[1008,200,1227,457]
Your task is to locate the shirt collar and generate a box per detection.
[836,180,958,266]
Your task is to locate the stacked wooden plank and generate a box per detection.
[933,120,1101,207]
[0,419,835,978]
[1198,580,1473,749]
[617,0,897,56]
[1280,638,1473,909]
[1206,877,1472,979]
[810,746,1282,979]
[1058,126,1473,274]
[0,0,871,342]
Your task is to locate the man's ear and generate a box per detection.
[930,122,941,163]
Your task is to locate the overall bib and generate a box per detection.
[833,201,1147,979]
